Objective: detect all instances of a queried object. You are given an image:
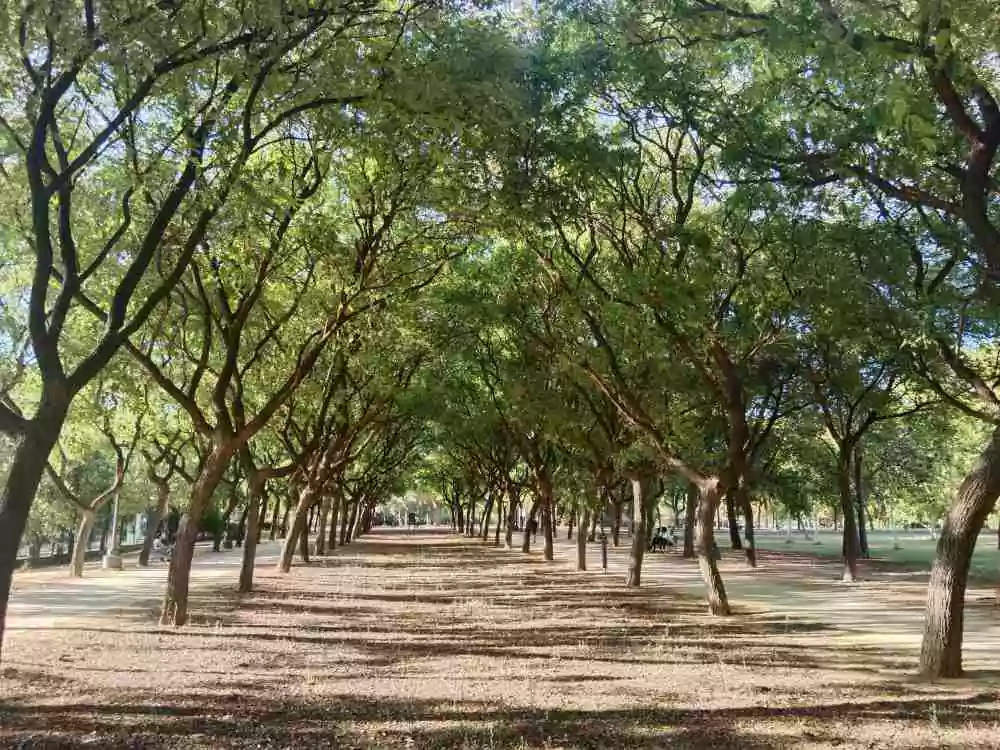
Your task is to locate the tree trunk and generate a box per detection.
[695,481,730,615]
[343,500,359,545]
[521,499,539,553]
[505,485,518,549]
[838,450,860,583]
[567,509,575,540]
[919,425,1000,678]
[298,516,311,562]
[683,482,697,558]
[588,503,598,542]
[139,481,171,567]
[160,447,234,626]
[627,478,646,587]
[480,495,493,541]
[494,498,503,547]
[328,492,341,552]
[576,504,589,571]
[279,485,314,574]
[315,493,332,556]
[725,492,743,550]
[854,444,869,559]
[542,488,554,562]
[70,509,97,578]
[612,498,622,547]
[239,475,267,594]
[269,493,280,541]
[734,485,757,568]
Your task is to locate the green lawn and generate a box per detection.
[752,529,1000,582]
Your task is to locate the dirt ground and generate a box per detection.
[1,529,999,749]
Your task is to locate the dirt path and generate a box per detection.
[1,530,999,749]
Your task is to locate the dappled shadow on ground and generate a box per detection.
[2,530,1000,750]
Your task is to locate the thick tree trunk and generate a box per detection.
[838,451,860,583]
[695,481,730,615]
[161,447,234,626]
[279,485,314,573]
[577,504,589,571]
[70,509,97,578]
[327,492,341,552]
[139,481,171,567]
[734,485,757,568]
[725,492,742,550]
[239,475,267,594]
[855,445,869,558]
[627,478,646,587]
[919,426,1000,678]
[521,499,539,553]
[683,483,697,558]
[625,478,646,588]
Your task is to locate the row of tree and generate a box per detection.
[0,0,997,683]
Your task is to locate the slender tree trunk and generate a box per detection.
[70,509,97,578]
[269,493,280,541]
[480,495,493,541]
[340,500,354,546]
[542,487,554,562]
[521,499,539,553]
[694,480,730,615]
[919,426,1000,678]
[567,509,575,540]
[279,485,314,573]
[577,504,589,571]
[328,492,341,552]
[494,498,503,547]
[627,478,646,587]
[735,485,757,568]
[725,492,742,549]
[139,481,170,567]
[239,475,267,594]
[315,493,332,556]
[298,516,311,562]
[160,447,234,626]
[683,482,697,558]
[345,500,360,544]
[505,485,518,549]
[612,498,622,547]
[838,450,860,583]
[854,445,869,558]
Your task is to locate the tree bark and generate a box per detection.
[567,509,575,540]
[521,499,539,553]
[328,491,341,552]
[725,492,743,549]
[695,481,730,615]
[343,499,359,545]
[160,446,234,626]
[494,498,503,547]
[734,485,757,568]
[542,491,554,562]
[279,485,314,573]
[577,504,589,571]
[139,480,171,567]
[627,478,646,587]
[505,485,518,549]
[612,498,622,547]
[315,492,332,556]
[70,509,97,578]
[854,444,869,558]
[269,493,280,541]
[683,482,697,558]
[838,450,860,582]
[239,474,267,593]
[0,405,67,663]
[919,425,1000,678]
